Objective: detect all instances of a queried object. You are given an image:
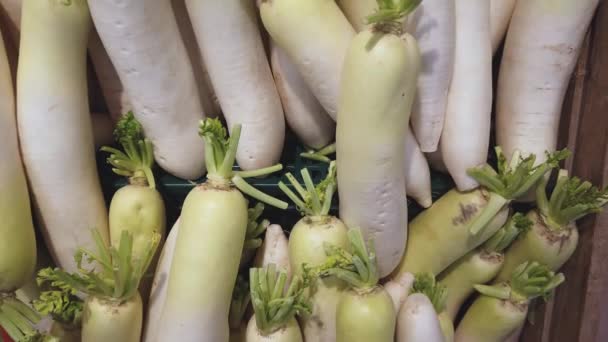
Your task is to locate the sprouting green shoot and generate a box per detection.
[0,295,44,342]
[244,203,270,250]
[315,228,379,290]
[300,143,336,164]
[412,273,448,314]
[229,275,251,330]
[278,161,337,217]
[198,118,288,209]
[474,261,565,304]
[482,213,532,253]
[40,230,160,303]
[101,112,156,188]
[33,269,84,328]
[250,265,311,335]
[536,169,608,229]
[465,147,569,235]
[367,0,422,27]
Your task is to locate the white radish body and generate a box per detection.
[82,295,143,342]
[91,112,114,148]
[172,0,220,118]
[185,0,285,170]
[260,0,356,120]
[384,272,415,312]
[405,127,432,208]
[407,0,455,153]
[270,42,334,149]
[496,0,599,165]
[396,293,445,342]
[245,318,303,342]
[441,0,492,191]
[337,30,420,277]
[490,0,517,53]
[254,224,291,277]
[17,0,109,272]
[336,0,377,31]
[88,0,206,180]
[144,219,180,342]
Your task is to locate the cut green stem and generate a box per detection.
[300,143,336,163]
[411,273,448,314]
[482,213,532,253]
[278,161,337,217]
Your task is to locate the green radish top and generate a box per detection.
[244,203,270,250]
[198,118,288,209]
[314,228,380,290]
[101,112,156,188]
[33,269,84,329]
[39,229,160,304]
[279,161,337,218]
[229,275,250,330]
[300,143,336,164]
[481,213,533,254]
[249,265,311,335]
[366,0,421,31]
[474,261,565,305]
[465,147,570,235]
[0,295,57,342]
[536,169,608,230]
[411,273,448,314]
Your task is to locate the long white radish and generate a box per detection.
[184,0,285,170]
[88,0,206,180]
[396,294,445,342]
[254,224,291,277]
[406,0,455,153]
[384,272,415,312]
[17,0,109,272]
[260,0,356,120]
[410,273,454,342]
[156,119,287,342]
[336,0,377,31]
[490,0,517,53]
[441,0,492,191]
[337,3,421,277]
[270,42,335,149]
[496,0,599,168]
[0,21,36,294]
[405,127,433,208]
[172,0,220,118]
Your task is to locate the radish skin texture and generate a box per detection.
[407,0,456,153]
[392,189,509,277]
[185,0,285,170]
[246,317,303,342]
[91,112,114,148]
[454,295,526,342]
[172,0,221,118]
[496,0,599,166]
[82,294,143,342]
[17,0,109,272]
[260,0,355,120]
[336,287,395,342]
[254,224,291,277]
[0,24,36,292]
[441,0,492,191]
[336,0,377,31]
[88,0,206,180]
[384,272,415,312]
[270,42,335,149]
[490,0,517,53]
[144,219,180,342]
[337,29,421,277]
[396,293,445,342]
[405,127,432,208]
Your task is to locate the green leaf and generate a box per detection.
[412,273,448,313]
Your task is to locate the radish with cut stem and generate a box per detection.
[441,0,492,191]
[495,170,608,282]
[408,273,453,341]
[185,0,285,170]
[490,0,516,53]
[337,0,422,277]
[438,213,532,321]
[260,0,355,120]
[455,262,564,342]
[391,148,567,278]
[270,42,335,149]
[156,118,287,342]
[88,0,206,180]
[496,0,599,169]
[278,161,349,342]
[396,293,444,342]
[17,0,109,272]
[246,265,308,342]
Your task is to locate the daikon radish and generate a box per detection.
[260,0,356,120]
[336,0,377,31]
[396,293,444,342]
[496,0,599,168]
[490,0,517,53]
[185,0,285,170]
[405,127,432,208]
[384,272,415,312]
[270,42,335,149]
[88,0,206,180]
[17,0,109,272]
[254,224,290,277]
[441,0,492,191]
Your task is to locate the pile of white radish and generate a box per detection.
[0,0,605,340]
